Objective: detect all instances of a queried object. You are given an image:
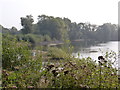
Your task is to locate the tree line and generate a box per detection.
[1,14,119,45]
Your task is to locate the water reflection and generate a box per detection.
[72,41,119,68]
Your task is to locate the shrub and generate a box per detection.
[47,47,70,60]
[2,35,119,88]
[2,35,31,70]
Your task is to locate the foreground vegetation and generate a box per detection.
[2,35,119,88]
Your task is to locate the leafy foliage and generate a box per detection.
[1,15,118,44]
[37,15,69,41]
[1,14,119,88]
[2,35,119,88]
[47,47,70,60]
[2,35,30,70]
[21,15,34,34]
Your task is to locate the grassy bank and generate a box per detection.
[2,35,119,88]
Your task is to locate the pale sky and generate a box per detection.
[0,0,119,30]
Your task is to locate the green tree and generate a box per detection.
[69,22,82,40]
[96,23,115,42]
[37,15,68,41]
[10,26,18,35]
[1,25,10,34]
[20,15,34,34]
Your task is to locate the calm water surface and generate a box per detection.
[72,41,120,68]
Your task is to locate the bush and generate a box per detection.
[2,35,31,70]
[2,35,119,88]
[47,47,70,60]
[2,35,43,88]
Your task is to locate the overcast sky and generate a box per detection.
[0,0,119,30]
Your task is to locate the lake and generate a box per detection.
[72,41,120,68]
